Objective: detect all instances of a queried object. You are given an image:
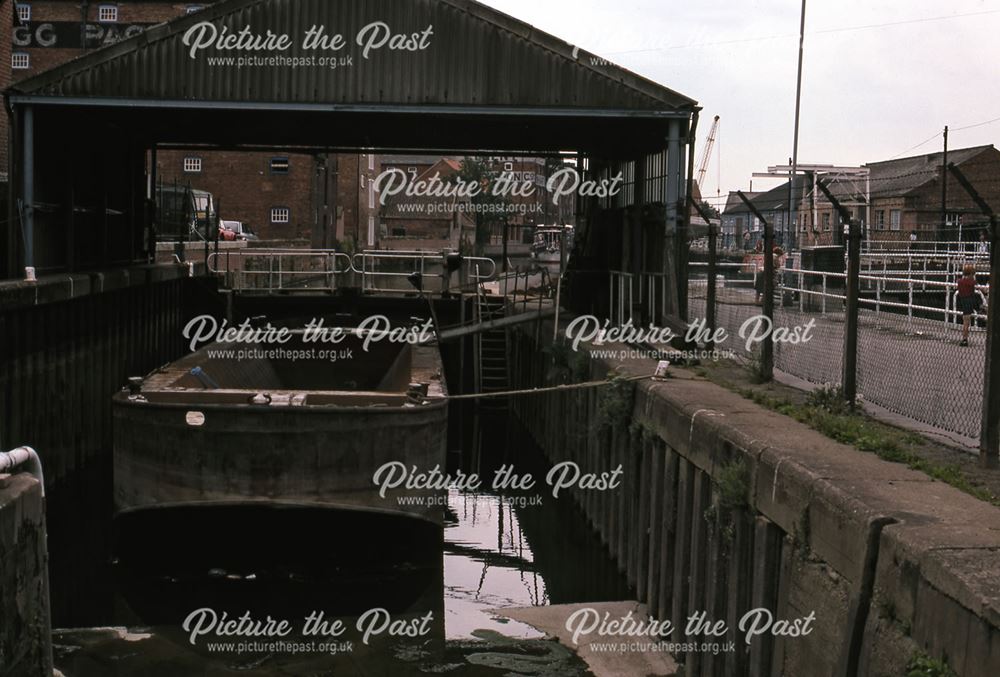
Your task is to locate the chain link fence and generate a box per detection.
[688,247,989,443]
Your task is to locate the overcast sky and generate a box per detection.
[479,0,1000,208]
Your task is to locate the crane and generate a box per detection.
[696,115,720,190]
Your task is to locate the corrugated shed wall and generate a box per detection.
[17,0,694,111]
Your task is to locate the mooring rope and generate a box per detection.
[441,373,654,401]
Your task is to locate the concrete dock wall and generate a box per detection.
[510,324,1000,677]
[0,264,197,487]
[0,473,52,677]
[0,263,205,626]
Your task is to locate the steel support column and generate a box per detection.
[23,105,35,280]
[665,118,684,323]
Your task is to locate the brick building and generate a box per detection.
[0,1,11,184]
[859,145,1000,245]
[11,1,207,79]
[336,152,382,249]
[154,149,326,243]
[788,145,1000,247]
[723,145,1000,249]
[6,1,380,247]
[380,157,475,250]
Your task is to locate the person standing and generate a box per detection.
[956,264,979,346]
[755,245,783,305]
[978,232,989,254]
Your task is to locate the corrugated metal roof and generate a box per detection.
[9,0,696,112]
[866,145,992,198]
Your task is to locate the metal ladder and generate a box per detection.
[474,275,510,412]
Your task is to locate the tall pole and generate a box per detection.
[941,125,949,242]
[789,0,807,253]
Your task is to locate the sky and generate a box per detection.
[478,0,1000,209]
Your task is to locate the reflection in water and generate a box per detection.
[48,415,630,675]
[445,491,548,640]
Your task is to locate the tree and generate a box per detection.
[451,158,511,261]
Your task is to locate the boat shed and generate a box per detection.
[3,0,699,325]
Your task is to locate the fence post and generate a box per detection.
[608,272,613,325]
[843,219,861,406]
[945,162,1000,467]
[980,217,1000,467]
[736,191,772,380]
[707,225,717,337]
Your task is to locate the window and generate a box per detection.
[11,52,29,70]
[890,209,901,231]
[17,3,31,22]
[822,213,831,230]
[269,157,289,174]
[182,157,202,173]
[368,182,375,209]
[946,212,961,226]
[271,207,290,224]
[98,4,118,22]
[367,215,375,246]
[875,210,885,230]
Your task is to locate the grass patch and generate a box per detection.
[734,386,1000,507]
[716,457,750,512]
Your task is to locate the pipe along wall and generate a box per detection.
[509,322,1000,677]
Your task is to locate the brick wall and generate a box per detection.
[334,153,381,249]
[12,1,214,82]
[157,150,318,241]
[0,0,11,183]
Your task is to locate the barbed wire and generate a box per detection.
[698,156,1000,209]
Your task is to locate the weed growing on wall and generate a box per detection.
[596,372,635,433]
[906,651,956,677]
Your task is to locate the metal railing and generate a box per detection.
[862,239,991,256]
[352,250,496,293]
[208,248,497,293]
[608,270,676,327]
[778,266,990,326]
[208,248,352,292]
